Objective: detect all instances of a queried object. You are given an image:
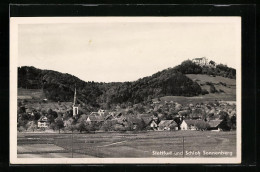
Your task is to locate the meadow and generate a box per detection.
[18,131,236,158]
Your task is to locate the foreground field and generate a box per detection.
[18,131,236,158]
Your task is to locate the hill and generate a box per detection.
[17,59,236,108]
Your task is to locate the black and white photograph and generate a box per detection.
[10,17,241,164]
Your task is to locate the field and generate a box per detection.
[186,74,236,100]
[18,131,236,158]
[154,74,236,105]
[18,88,46,100]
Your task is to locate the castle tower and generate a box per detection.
[73,87,79,116]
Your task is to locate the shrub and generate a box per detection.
[195,120,210,130]
[209,85,217,93]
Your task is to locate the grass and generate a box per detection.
[186,74,236,86]
[186,74,236,98]
[18,131,236,158]
[18,88,46,100]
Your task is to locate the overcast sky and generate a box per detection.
[18,17,241,82]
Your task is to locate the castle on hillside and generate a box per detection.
[192,57,216,68]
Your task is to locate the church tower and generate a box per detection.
[73,86,79,116]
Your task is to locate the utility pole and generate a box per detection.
[71,131,73,158]
[182,136,185,158]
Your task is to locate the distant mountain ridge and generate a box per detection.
[18,59,236,108]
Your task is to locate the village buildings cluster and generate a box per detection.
[18,87,236,133]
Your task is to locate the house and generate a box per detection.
[207,119,231,131]
[126,116,141,130]
[150,121,158,130]
[158,120,178,131]
[180,120,198,130]
[38,116,50,128]
[141,116,153,126]
[25,108,34,116]
[105,114,114,120]
[207,120,222,131]
[115,112,124,118]
[86,115,105,123]
[97,109,105,116]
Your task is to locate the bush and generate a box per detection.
[209,85,217,93]
[195,120,210,130]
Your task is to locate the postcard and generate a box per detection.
[10,17,241,164]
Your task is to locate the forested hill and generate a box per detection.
[18,59,236,107]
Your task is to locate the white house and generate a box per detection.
[150,121,158,130]
[38,116,50,128]
[180,120,197,130]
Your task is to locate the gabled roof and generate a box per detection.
[105,114,114,120]
[115,112,123,118]
[38,116,48,122]
[141,117,153,125]
[26,108,33,113]
[208,120,222,127]
[90,112,100,116]
[158,120,177,127]
[88,115,104,122]
[183,119,197,126]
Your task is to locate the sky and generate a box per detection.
[17,17,241,82]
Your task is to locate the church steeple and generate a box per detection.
[73,86,77,106]
[73,85,78,116]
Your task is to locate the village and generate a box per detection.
[18,86,236,133]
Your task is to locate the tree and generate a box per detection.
[194,120,210,130]
[65,118,77,132]
[230,115,236,130]
[218,111,231,131]
[76,121,86,133]
[209,60,216,66]
[49,123,57,131]
[55,117,64,134]
[27,121,37,132]
[209,84,217,93]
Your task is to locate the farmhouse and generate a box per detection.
[37,116,50,128]
[180,120,197,130]
[207,119,222,131]
[141,116,153,126]
[86,115,105,123]
[25,108,34,116]
[158,120,178,131]
[150,121,158,130]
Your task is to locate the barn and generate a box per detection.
[207,119,222,131]
[158,120,178,131]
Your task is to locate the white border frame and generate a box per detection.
[10,17,241,164]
